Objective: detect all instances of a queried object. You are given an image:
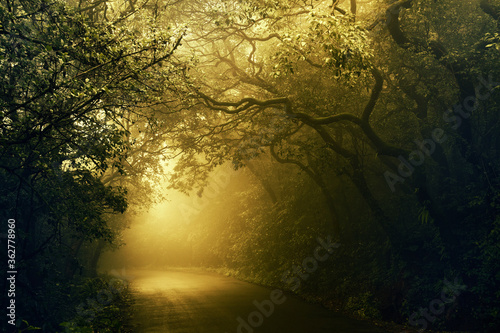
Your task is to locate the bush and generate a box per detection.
[345,291,382,320]
[60,276,134,332]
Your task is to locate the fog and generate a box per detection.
[99,163,250,271]
[4,0,499,331]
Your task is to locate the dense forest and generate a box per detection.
[1,0,500,332]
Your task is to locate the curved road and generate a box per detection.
[128,269,390,333]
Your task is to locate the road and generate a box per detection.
[128,269,391,333]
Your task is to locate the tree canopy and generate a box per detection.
[2,0,500,331]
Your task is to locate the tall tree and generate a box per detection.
[0,0,183,329]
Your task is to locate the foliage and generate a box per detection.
[140,0,500,331]
[0,0,181,330]
[60,276,134,333]
[3,0,500,331]
[345,292,381,320]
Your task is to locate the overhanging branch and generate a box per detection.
[197,69,405,158]
[386,0,413,46]
[481,0,500,22]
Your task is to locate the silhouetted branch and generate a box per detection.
[481,0,500,22]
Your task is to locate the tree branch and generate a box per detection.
[386,0,412,46]
[481,0,500,22]
[270,143,341,239]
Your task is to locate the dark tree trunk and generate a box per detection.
[65,237,84,279]
[245,161,279,204]
[270,146,342,240]
[88,239,106,277]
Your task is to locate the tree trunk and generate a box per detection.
[350,0,357,17]
[270,146,342,240]
[245,161,279,205]
[88,239,106,277]
[65,237,84,279]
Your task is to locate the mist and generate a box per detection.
[2,0,500,332]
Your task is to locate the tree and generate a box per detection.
[0,0,182,329]
[144,0,500,329]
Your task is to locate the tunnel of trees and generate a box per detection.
[1,0,500,332]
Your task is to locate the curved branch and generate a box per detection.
[290,69,408,157]
[481,0,500,22]
[198,92,289,114]
[385,0,448,60]
[214,55,279,94]
[386,0,413,46]
[332,0,347,15]
[362,67,383,123]
[239,32,281,42]
[197,69,405,158]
